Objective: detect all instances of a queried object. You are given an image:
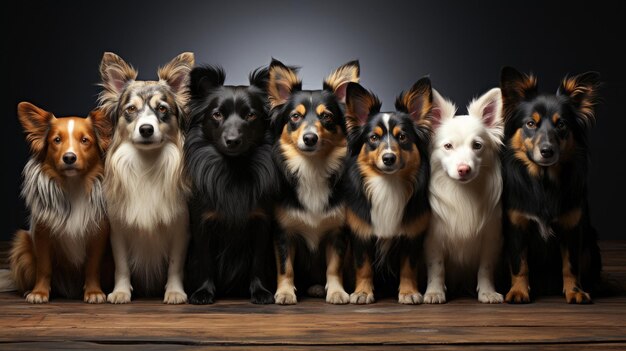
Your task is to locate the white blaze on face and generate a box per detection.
[67,119,76,154]
[382,113,391,151]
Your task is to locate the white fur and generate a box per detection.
[366,175,410,238]
[424,88,505,304]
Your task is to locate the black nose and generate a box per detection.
[62,152,77,165]
[540,146,554,158]
[225,136,242,148]
[382,153,397,166]
[303,133,318,147]
[139,124,154,137]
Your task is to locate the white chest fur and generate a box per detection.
[365,175,410,238]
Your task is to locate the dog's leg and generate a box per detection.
[164,214,189,304]
[424,231,446,304]
[477,215,504,303]
[25,225,52,304]
[107,225,132,304]
[274,233,297,305]
[325,230,349,304]
[249,218,274,304]
[558,208,591,304]
[83,220,109,304]
[504,212,531,303]
[349,236,375,304]
[187,215,216,305]
[398,236,423,305]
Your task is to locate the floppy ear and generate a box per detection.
[395,77,433,123]
[344,82,381,132]
[158,52,195,94]
[500,66,537,120]
[189,65,226,99]
[323,60,360,103]
[17,102,55,157]
[430,89,457,130]
[268,59,301,109]
[86,109,112,154]
[98,52,138,116]
[558,71,601,127]
[468,87,504,144]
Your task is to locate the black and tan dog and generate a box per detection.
[269,59,359,304]
[343,79,432,304]
[500,67,602,304]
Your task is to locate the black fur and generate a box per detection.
[184,65,279,304]
[500,67,602,301]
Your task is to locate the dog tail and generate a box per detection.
[7,230,36,293]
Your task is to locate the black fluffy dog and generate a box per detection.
[184,65,279,304]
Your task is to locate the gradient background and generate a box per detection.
[3,1,624,240]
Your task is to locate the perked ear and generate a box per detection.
[468,87,503,128]
[395,77,433,123]
[323,60,360,103]
[558,71,601,127]
[17,102,55,157]
[98,52,139,116]
[430,89,457,130]
[249,66,270,91]
[158,52,195,94]
[344,82,381,132]
[268,59,301,109]
[86,109,113,154]
[500,66,537,120]
[189,65,226,99]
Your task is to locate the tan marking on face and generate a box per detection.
[531,112,541,123]
[315,120,347,158]
[294,104,306,116]
[358,144,382,178]
[510,129,540,177]
[316,104,328,116]
[396,143,421,185]
[552,113,561,125]
[281,123,305,151]
[346,208,373,239]
[373,126,383,137]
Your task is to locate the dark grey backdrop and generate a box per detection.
[3,1,624,240]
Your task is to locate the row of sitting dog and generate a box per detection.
[2,52,602,306]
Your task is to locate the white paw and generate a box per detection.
[107,290,131,304]
[275,291,297,305]
[164,290,187,304]
[25,291,49,304]
[424,291,447,304]
[479,291,504,304]
[398,292,424,305]
[326,290,349,304]
[349,291,375,304]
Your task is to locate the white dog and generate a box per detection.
[424,88,504,304]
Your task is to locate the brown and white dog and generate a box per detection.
[8,103,111,303]
[98,52,193,304]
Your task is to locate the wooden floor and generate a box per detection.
[0,241,625,350]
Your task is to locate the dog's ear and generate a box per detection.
[323,60,360,103]
[395,77,433,124]
[430,89,457,130]
[98,52,138,117]
[500,66,537,120]
[17,102,55,157]
[249,66,270,91]
[158,52,195,95]
[189,65,226,99]
[558,71,601,127]
[345,82,381,132]
[268,59,301,109]
[468,87,504,144]
[86,108,112,154]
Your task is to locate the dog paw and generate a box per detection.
[505,288,530,304]
[251,288,274,305]
[565,289,591,304]
[478,291,503,304]
[84,290,106,304]
[326,290,349,304]
[349,291,375,304]
[274,291,297,305]
[398,292,423,305]
[307,284,326,298]
[424,291,446,304]
[107,290,131,304]
[164,290,187,304]
[189,289,214,305]
[25,291,49,304]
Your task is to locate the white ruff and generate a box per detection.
[365,175,410,238]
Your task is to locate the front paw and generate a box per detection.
[84,289,106,304]
[326,289,349,304]
[398,292,423,305]
[505,288,530,304]
[478,291,503,304]
[274,290,297,305]
[424,291,446,304]
[164,290,187,304]
[25,290,49,304]
[565,288,591,304]
[251,287,274,304]
[107,290,131,304]
[189,289,214,305]
[349,291,375,304]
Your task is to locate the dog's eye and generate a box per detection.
[398,133,407,143]
[81,137,89,145]
[212,112,223,121]
[290,113,302,123]
[556,120,566,130]
[246,112,257,121]
[526,120,536,129]
[369,134,380,143]
[53,136,61,144]
[444,143,453,150]
[320,112,333,123]
[472,141,482,150]
[126,106,137,114]
[158,105,168,114]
